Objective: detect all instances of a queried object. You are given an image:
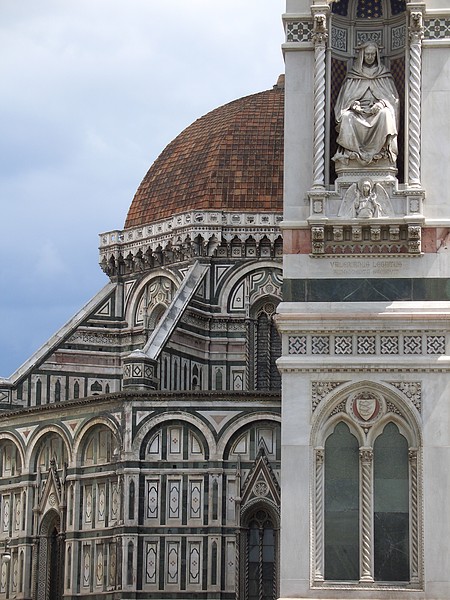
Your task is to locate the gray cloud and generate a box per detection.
[0,0,285,376]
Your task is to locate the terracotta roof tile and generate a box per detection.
[124,83,284,228]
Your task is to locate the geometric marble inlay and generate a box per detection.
[289,336,307,354]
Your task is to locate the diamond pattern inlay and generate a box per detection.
[427,336,446,355]
[289,336,307,355]
[312,336,330,355]
[380,336,399,354]
[357,336,376,355]
[335,336,352,355]
[404,336,422,354]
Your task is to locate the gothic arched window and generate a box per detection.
[250,301,281,391]
[240,506,278,600]
[313,387,421,588]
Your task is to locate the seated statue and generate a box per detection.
[333,43,400,166]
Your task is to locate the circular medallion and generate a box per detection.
[348,390,384,426]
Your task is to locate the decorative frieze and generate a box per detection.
[309,223,422,255]
[389,381,422,412]
[289,333,445,356]
[423,17,450,39]
[311,381,347,411]
[99,210,282,275]
[67,331,119,345]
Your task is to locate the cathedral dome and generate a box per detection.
[124,77,284,229]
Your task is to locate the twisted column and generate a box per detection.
[312,15,328,188]
[360,449,374,582]
[314,448,325,581]
[258,528,264,600]
[409,449,420,582]
[408,11,424,186]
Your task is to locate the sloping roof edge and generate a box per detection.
[5,282,116,384]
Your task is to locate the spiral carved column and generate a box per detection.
[312,14,328,188]
[409,448,420,583]
[360,449,374,583]
[408,11,424,186]
[314,448,325,581]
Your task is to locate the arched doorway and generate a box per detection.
[36,510,64,600]
[240,504,279,600]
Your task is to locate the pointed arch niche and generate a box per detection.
[310,382,422,589]
[328,0,407,183]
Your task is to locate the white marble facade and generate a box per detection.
[279,0,450,597]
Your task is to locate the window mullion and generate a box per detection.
[409,448,419,583]
[359,448,374,583]
[314,447,325,582]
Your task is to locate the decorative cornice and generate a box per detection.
[99,210,282,276]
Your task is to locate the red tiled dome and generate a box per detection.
[124,79,284,228]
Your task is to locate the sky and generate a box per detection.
[0,0,285,378]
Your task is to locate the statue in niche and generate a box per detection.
[333,42,400,166]
[338,178,393,218]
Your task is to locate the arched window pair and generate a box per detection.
[313,387,421,587]
[249,301,281,391]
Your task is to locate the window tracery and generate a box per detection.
[312,385,421,588]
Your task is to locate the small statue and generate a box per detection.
[333,43,400,166]
[338,178,393,218]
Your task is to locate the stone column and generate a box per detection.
[409,448,420,583]
[314,447,325,581]
[359,448,374,583]
[407,7,424,186]
[311,12,328,188]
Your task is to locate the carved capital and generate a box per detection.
[360,448,373,463]
[313,12,327,35]
[316,448,325,465]
[409,11,424,42]
[409,448,418,464]
[311,226,325,241]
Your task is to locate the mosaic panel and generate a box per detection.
[356,0,383,18]
[289,335,307,355]
[147,480,159,520]
[167,542,180,585]
[380,336,399,354]
[332,0,349,16]
[427,336,446,354]
[189,481,202,519]
[312,336,330,354]
[331,25,348,52]
[168,480,181,519]
[146,542,158,584]
[404,336,422,354]
[335,336,353,354]
[355,29,383,47]
[391,24,406,50]
[286,21,313,43]
[357,336,376,354]
[288,333,446,357]
[188,542,201,585]
[424,18,450,39]
[391,0,406,15]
